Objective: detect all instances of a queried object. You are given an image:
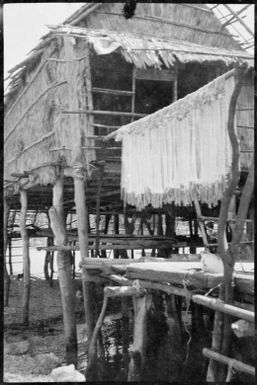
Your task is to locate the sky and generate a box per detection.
[3,3,84,83]
[3,3,254,90]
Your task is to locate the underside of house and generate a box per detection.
[4,3,254,383]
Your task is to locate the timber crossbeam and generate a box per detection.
[192,295,254,322]
[202,348,255,376]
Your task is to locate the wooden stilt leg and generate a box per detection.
[166,294,181,348]
[8,238,13,276]
[151,214,156,257]
[121,297,130,375]
[114,214,120,259]
[73,177,95,346]
[4,198,11,307]
[157,212,165,258]
[49,176,77,366]
[101,214,111,258]
[140,218,145,257]
[20,190,30,325]
[128,294,152,381]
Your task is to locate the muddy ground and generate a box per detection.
[4,277,87,382]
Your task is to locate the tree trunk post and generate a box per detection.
[49,176,78,366]
[74,175,96,345]
[4,198,11,307]
[20,189,30,325]
[207,67,247,382]
[128,294,152,381]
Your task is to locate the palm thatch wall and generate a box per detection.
[4,37,95,196]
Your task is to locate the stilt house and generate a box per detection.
[4,3,254,382]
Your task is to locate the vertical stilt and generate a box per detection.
[128,294,152,381]
[114,213,120,259]
[101,214,111,258]
[157,212,165,258]
[166,294,181,348]
[121,297,130,375]
[49,176,77,365]
[8,238,13,276]
[151,214,156,257]
[20,189,30,325]
[95,167,103,257]
[73,176,95,345]
[4,198,10,307]
[140,217,145,257]
[165,211,176,255]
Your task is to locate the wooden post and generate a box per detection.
[95,167,103,257]
[63,34,96,346]
[8,238,13,276]
[157,212,165,258]
[49,176,77,366]
[150,214,156,257]
[207,67,247,382]
[128,294,152,381]
[166,294,181,348]
[74,176,96,345]
[20,189,30,325]
[121,297,130,376]
[114,213,120,259]
[101,214,111,258]
[4,198,10,307]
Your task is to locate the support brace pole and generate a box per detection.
[4,198,10,307]
[20,190,30,325]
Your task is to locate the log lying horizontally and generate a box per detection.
[192,295,254,322]
[202,348,255,376]
[37,239,186,251]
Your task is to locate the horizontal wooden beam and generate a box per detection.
[92,87,134,96]
[192,295,254,322]
[62,109,146,118]
[104,285,146,298]
[202,348,255,376]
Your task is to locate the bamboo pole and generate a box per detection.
[62,109,146,118]
[192,295,254,323]
[49,176,77,366]
[20,190,30,325]
[203,348,255,376]
[4,198,11,307]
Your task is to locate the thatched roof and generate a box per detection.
[5,24,253,108]
[47,25,254,69]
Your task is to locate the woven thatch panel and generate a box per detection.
[84,3,242,50]
[4,37,95,187]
